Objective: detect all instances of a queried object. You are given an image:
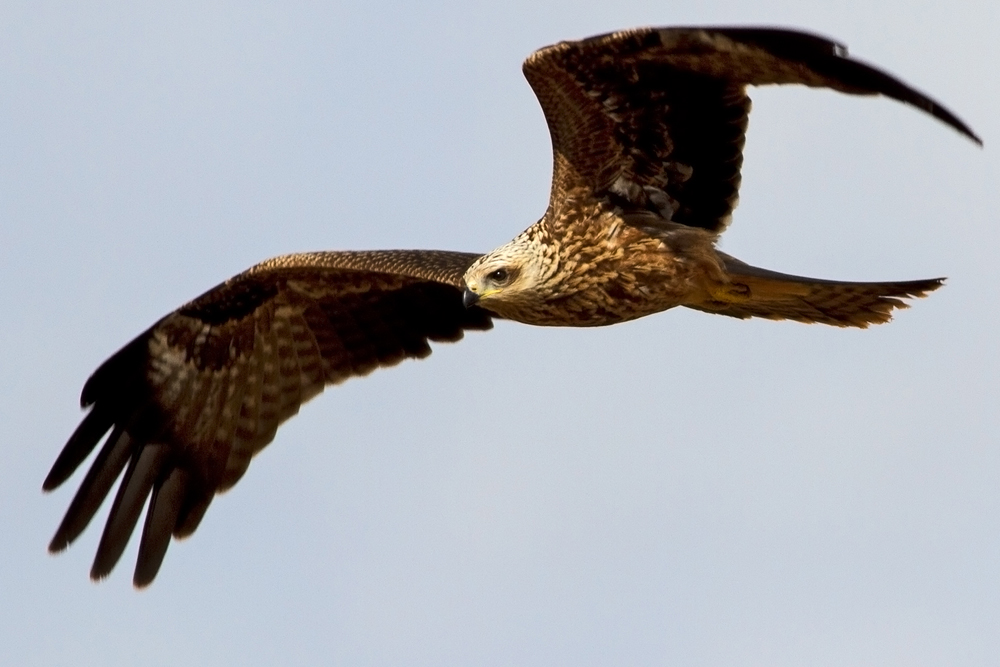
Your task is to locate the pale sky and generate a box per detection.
[2,1,998,665]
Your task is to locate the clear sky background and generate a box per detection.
[2,1,997,665]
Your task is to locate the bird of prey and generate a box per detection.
[44,26,980,587]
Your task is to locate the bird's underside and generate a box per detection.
[45,26,980,587]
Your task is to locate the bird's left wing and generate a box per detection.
[45,250,492,586]
[524,27,981,233]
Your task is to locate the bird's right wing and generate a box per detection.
[44,249,492,586]
[524,27,981,233]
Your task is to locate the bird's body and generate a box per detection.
[466,208,723,326]
[44,26,979,586]
[465,202,942,328]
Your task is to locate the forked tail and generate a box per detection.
[686,254,944,328]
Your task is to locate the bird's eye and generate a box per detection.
[488,268,510,284]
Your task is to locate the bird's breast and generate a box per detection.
[497,236,712,327]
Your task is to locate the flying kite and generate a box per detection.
[45,27,981,587]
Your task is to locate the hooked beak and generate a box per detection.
[462,288,480,309]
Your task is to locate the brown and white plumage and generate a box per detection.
[46,251,493,586]
[46,26,979,586]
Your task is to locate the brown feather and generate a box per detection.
[134,467,188,587]
[686,256,944,328]
[91,444,169,580]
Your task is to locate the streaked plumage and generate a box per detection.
[45,26,980,587]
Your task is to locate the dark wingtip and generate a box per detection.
[173,490,213,539]
[708,27,983,147]
[50,326,154,491]
[48,535,70,555]
[79,327,153,408]
[829,52,982,147]
[89,445,168,582]
[132,570,158,589]
[43,405,115,492]
[915,99,981,146]
[132,468,188,588]
[46,428,135,556]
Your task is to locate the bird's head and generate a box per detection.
[462,233,555,318]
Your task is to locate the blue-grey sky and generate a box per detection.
[2,1,997,665]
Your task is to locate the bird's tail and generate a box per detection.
[685,254,944,328]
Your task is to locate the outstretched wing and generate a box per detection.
[524,27,981,233]
[45,250,492,586]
